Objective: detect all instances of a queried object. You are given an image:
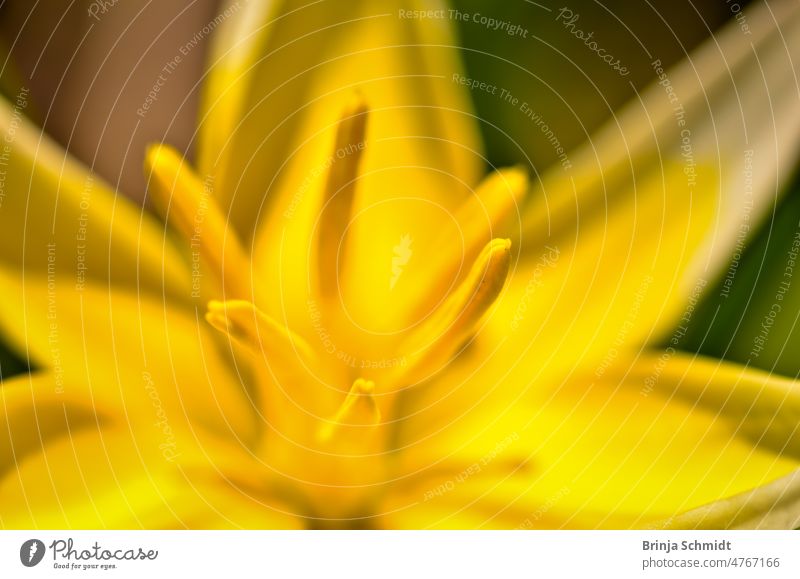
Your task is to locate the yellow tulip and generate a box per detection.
[1,0,800,529]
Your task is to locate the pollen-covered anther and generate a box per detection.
[145,143,251,299]
[205,299,316,364]
[317,93,369,296]
[318,378,381,443]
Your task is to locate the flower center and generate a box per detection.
[144,95,522,521]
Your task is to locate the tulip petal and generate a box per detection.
[199,0,482,242]
[0,266,258,446]
[525,0,800,252]
[0,372,100,479]
[0,95,189,299]
[382,352,799,528]
[0,425,301,528]
[519,0,800,337]
[476,162,716,386]
[345,167,528,339]
[200,0,485,333]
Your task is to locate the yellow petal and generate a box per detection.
[145,143,251,300]
[316,94,369,297]
[0,373,298,527]
[413,167,527,303]
[199,0,482,243]
[366,166,528,334]
[481,162,717,392]
[0,373,100,478]
[202,1,484,338]
[615,352,800,459]
[0,425,301,529]
[382,352,799,528]
[0,266,258,446]
[0,95,189,300]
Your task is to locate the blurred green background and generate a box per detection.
[451,0,742,170]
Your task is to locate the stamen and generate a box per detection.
[446,168,527,263]
[145,143,250,298]
[411,167,526,316]
[317,94,369,296]
[205,299,316,365]
[396,238,513,387]
[318,378,380,443]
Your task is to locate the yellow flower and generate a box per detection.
[1,0,800,529]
